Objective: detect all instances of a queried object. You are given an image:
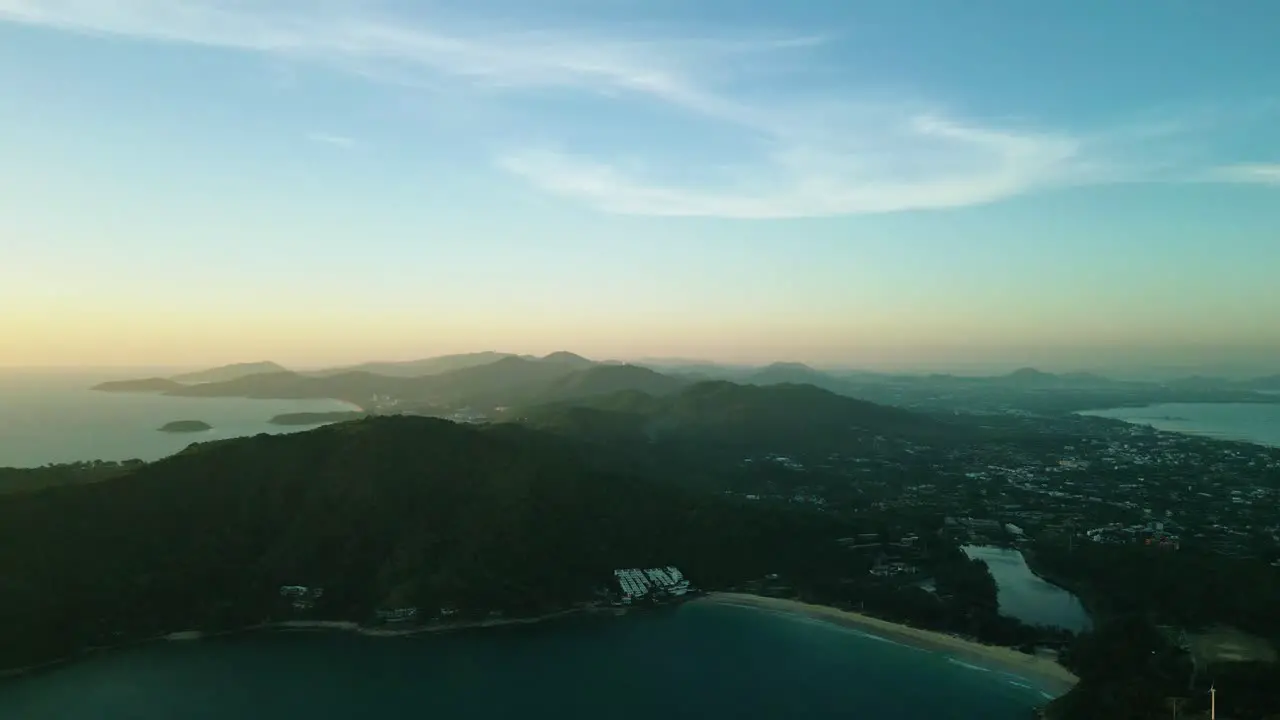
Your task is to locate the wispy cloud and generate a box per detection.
[0,1,1260,217]
[499,114,1091,218]
[307,132,358,149]
[1208,163,1280,186]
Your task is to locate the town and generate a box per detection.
[717,413,1280,566]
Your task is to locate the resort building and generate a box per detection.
[613,566,693,603]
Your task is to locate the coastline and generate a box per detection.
[264,607,591,637]
[1075,403,1280,449]
[4,594,1079,697]
[0,607,608,680]
[698,592,1078,698]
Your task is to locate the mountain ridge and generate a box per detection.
[512,380,958,453]
[89,354,1280,414]
[170,361,288,384]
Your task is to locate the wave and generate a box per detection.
[845,628,912,648]
[947,659,1057,698]
[765,610,915,649]
[947,659,992,674]
[1005,680,1033,690]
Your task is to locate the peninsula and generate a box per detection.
[267,410,366,426]
[93,377,184,393]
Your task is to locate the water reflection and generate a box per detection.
[962,546,1091,632]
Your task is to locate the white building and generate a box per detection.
[614,566,691,599]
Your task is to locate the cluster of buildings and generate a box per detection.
[280,585,324,610]
[376,607,419,622]
[1084,522,1181,549]
[869,560,918,578]
[724,413,1280,565]
[613,566,692,604]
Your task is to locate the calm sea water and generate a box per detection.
[0,372,357,468]
[0,603,1052,720]
[962,546,1091,632]
[1078,402,1280,448]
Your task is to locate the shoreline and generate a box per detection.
[1075,404,1280,449]
[264,607,594,637]
[4,594,1078,698]
[698,592,1078,698]
[0,606,612,680]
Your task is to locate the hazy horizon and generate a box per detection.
[1,344,1275,381]
[3,2,1277,371]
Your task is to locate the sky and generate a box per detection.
[2,0,1278,373]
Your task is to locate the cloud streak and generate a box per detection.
[1209,163,1280,186]
[307,132,358,149]
[0,1,1260,218]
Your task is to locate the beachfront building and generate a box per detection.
[613,566,693,602]
[279,585,325,610]
[376,607,419,623]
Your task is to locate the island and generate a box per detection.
[157,420,212,433]
[267,411,367,426]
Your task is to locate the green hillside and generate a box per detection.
[0,416,855,673]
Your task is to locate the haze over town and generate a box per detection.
[2,1,1276,375]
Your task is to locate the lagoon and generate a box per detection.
[962,546,1091,633]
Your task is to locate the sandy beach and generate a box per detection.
[700,592,1078,697]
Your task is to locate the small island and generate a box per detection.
[158,420,213,433]
[267,411,367,426]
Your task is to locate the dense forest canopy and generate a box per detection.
[0,417,860,672]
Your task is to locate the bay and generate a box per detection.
[0,602,1052,720]
[0,371,357,468]
[1078,402,1280,448]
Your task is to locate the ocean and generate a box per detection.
[1078,402,1280,448]
[0,371,357,468]
[0,602,1052,720]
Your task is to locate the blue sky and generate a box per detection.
[2,0,1278,372]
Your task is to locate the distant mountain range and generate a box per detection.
[91,352,1280,414]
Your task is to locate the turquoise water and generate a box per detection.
[0,372,356,468]
[962,546,1091,632]
[1078,402,1280,448]
[0,603,1052,720]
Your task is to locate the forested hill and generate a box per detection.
[513,380,964,449]
[0,416,856,673]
